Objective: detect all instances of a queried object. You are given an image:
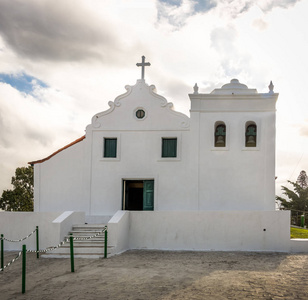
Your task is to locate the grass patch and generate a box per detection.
[291,227,308,239]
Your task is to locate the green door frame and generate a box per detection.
[143,180,154,211]
[122,179,154,211]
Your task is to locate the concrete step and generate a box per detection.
[51,246,113,254]
[42,246,115,258]
[72,224,107,230]
[42,223,114,259]
[69,241,105,247]
[61,245,106,249]
[66,235,105,240]
[69,230,106,237]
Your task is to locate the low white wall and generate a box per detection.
[0,211,85,251]
[109,210,291,252]
[52,211,85,242]
[129,211,291,251]
[108,211,129,254]
[290,239,308,252]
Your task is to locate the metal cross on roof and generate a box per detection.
[136,56,151,80]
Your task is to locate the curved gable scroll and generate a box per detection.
[148,84,190,129]
[91,85,133,128]
[88,80,190,131]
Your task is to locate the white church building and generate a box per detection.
[3,57,305,253]
[31,60,277,217]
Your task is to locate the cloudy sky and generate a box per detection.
[0,0,307,197]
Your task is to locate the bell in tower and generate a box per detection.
[246,135,256,147]
[215,124,226,147]
[245,124,257,147]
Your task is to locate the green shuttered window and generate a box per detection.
[104,138,117,158]
[162,138,177,158]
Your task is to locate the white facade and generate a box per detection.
[190,80,277,211]
[31,77,278,221]
[10,72,306,253]
[1,71,303,253]
[0,65,305,253]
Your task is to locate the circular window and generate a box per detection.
[136,109,145,119]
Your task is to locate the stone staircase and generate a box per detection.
[42,224,115,258]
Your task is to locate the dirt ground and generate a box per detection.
[1,250,308,300]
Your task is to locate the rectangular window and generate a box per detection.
[104,138,117,158]
[162,138,177,158]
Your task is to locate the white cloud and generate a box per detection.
[257,0,301,11]
[0,82,85,190]
[0,0,120,62]
[157,0,196,27]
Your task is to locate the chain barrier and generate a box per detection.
[26,238,70,254]
[1,228,37,243]
[0,239,69,272]
[0,251,22,272]
[72,227,107,241]
[0,225,108,273]
[26,226,107,253]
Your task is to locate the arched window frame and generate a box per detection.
[214,121,227,148]
[244,121,258,149]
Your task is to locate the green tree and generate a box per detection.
[297,170,308,189]
[276,170,308,212]
[0,166,34,211]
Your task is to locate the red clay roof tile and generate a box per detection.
[28,135,86,165]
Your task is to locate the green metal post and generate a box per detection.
[36,226,39,259]
[70,234,74,273]
[22,244,26,294]
[301,215,305,228]
[1,234,4,270]
[104,229,108,259]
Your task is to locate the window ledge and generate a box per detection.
[158,157,181,162]
[100,157,121,161]
[242,147,260,151]
[211,147,229,151]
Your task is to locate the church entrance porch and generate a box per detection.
[122,180,154,211]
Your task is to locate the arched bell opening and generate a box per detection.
[245,122,257,147]
[214,122,226,147]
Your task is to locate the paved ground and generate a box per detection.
[1,250,308,299]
